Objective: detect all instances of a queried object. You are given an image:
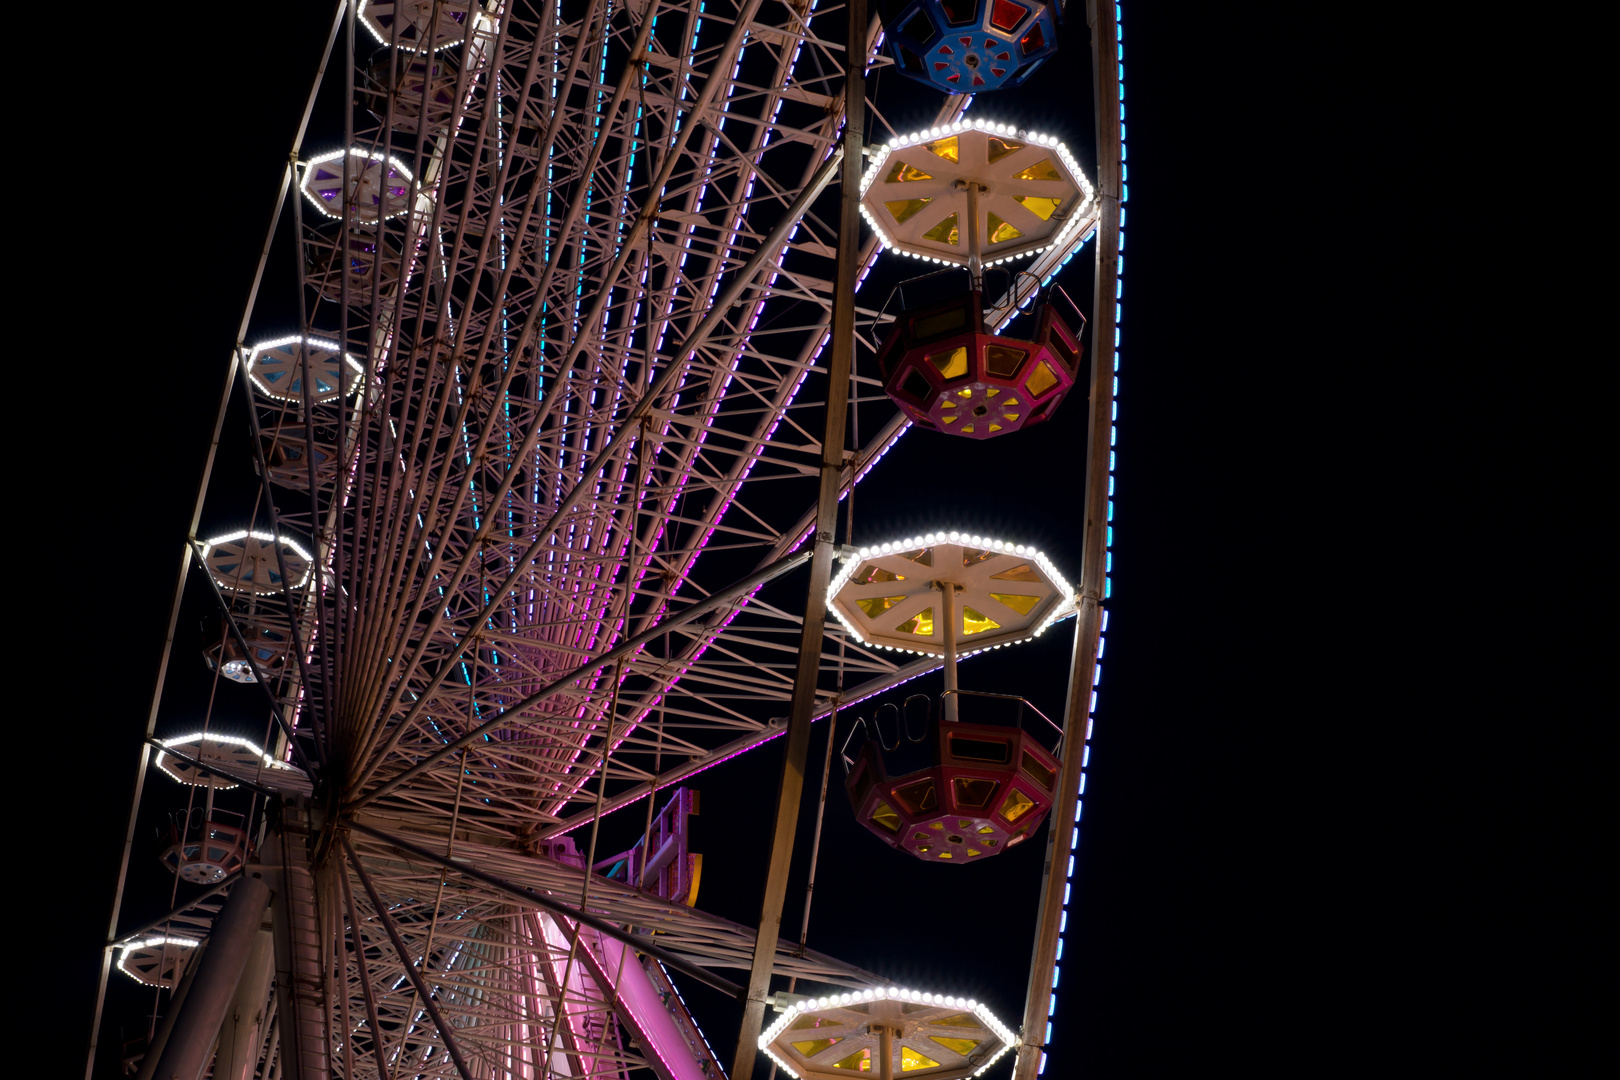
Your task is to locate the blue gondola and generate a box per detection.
[878,0,1063,93]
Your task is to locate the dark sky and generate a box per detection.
[29,2,1485,1076]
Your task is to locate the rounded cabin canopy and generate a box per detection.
[860,119,1094,266]
[201,530,314,595]
[155,732,308,792]
[117,936,198,989]
[760,988,1014,1080]
[359,0,489,53]
[300,148,416,222]
[245,336,363,404]
[828,533,1075,654]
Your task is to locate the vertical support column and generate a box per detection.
[1011,1,1122,1077]
[216,925,278,1080]
[133,942,209,1080]
[143,875,274,1080]
[727,0,865,1076]
[877,1024,895,1080]
[265,804,331,1080]
[940,582,960,724]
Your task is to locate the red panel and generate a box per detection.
[989,0,1029,34]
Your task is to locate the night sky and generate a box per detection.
[33,2,1438,1076]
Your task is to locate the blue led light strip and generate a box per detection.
[1034,3,1125,1075]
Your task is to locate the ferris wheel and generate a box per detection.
[88,0,1126,1077]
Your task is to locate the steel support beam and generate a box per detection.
[537,654,941,840]
[144,875,273,1080]
[727,0,865,1075]
[344,818,748,999]
[342,834,476,1080]
[112,872,241,946]
[216,924,277,1080]
[1011,1,1122,1076]
[348,547,814,809]
[133,941,207,1080]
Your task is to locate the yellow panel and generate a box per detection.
[1015,195,1062,221]
[989,592,1041,615]
[902,1046,942,1071]
[999,787,1035,824]
[897,547,934,566]
[962,548,995,565]
[937,850,952,858]
[1013,157,1062,181]
[1002,412,1022,422]
[1026,359,1059,398]
[984,345,1026,378]
[895,607,935,636]
[976,824,996,834]
[988,423,1003,432]
[987,212,1022,244]
[960,423,974,433]
[871,801,902,833]
[928,346,968,380]
[912,832,931,841]
[886,197,935,224]
[940,399,957,409]
[1021,749,1057,790]
[853,563,906,584]
[955,387,974,398]
[935,1013,980,1028]
[922,213,960,245]
[687,852,702,907]
[894,777,938,813]
[885,159,934,183]
[856,595,907,617]
[929,822,945,830]
[1004,396,1020,406]
[794,1038,844,1057]
[962,607,1001,635]
[957,819,973,828]
[792,1014,833,1030]
[953,777,997,809]
[832,1047,872,1071]
[985,387,1000,398]
[930,1035,980,1056]
[966,848,981,856]
[990,562,1042,582]
[941,414,959,423]
[923,135,959,162]
[986,135,1025,163]
[913,305,967,339]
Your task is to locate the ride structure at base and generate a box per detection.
[877,0,1064,93]
[860,120,1092,439]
